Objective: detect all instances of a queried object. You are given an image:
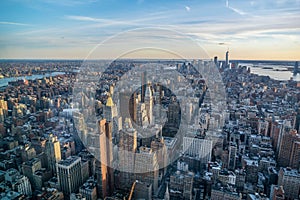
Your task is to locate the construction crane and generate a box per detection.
[128,180,137,200]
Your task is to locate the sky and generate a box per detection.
[0,0,299,60]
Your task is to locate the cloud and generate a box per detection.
[66,13,170,27]
[0,21,31,26]
[185,6,191,12]
[226,0,246,15]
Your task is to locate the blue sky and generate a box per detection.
[0,0,299,60]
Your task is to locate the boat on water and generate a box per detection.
[262,67,273,69]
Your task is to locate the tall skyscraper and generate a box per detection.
[144,83,153,125]
[56,156,83,195]
[119,91,137,123]
[214,56,218,68]
[98,119,114,198]
[141,71,147,102]
[45,134,61,175]
[294,61,299,74]
[225,50,229,67]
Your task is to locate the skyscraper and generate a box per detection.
[45,134,61,175]
[278,129,300,167]
[141,71,147,103]
[119,91,137,123]
[144,83,153,125]
[228,144,237,170]
[225,50,229,67]
[294,61,299,75]
[56,156,83,195]
[214,56,218,68]
[118,118,137,187]
[98,119,114,198]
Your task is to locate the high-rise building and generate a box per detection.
[5,168,32,196]
[117,118,137,189]
[21,158,42,188]
[228,144,237,170]
[135,146,159,193]
[56,156,83,196]
[141,71,147,102]
[45,134,61,175]
[13,175,32,197]
[225,51,229,67]
[278,129,300,167]
[79,177,97,200]
[270,185,285,200]
[278,167,300,200]
[134,181,152,200]
[183,137,212,164]
[167,99,180,129]
[151,137,168,175]
[119,91,137,123]
[169,170,194,200]
[294,61,299,74]
[98,119,114,198]
[289,141,300,169]
[144,83,153,125]
[214,56,218,67]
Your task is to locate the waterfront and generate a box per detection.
[0,72,65,87]
[240,62,300,81]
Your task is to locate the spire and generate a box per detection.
[106,93,114,107]
[145,82,152,98]
[164,183,170,200]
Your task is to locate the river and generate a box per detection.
[0,72,65,87]
[239,62,300,81]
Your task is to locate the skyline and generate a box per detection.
[0,0,299,60]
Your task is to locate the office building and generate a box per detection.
[79,177,97,200]
[135,146,159,193]
[225,51,229,67]
[183,137,212,164]
[56,156,83,195]
[278,129,300,167]
[270,185,285,200]
[98,119,114,198]
[45,134,61,175]
[278,167,300,200]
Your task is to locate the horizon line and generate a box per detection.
[0,58,299,62]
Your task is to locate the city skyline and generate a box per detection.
[0,0,299,60]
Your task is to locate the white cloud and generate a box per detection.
[185,6,191,12]
[0,21,31,26]
[226,0,246,15]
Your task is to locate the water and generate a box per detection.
[0,72,65,87]
[239,62,300,81]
